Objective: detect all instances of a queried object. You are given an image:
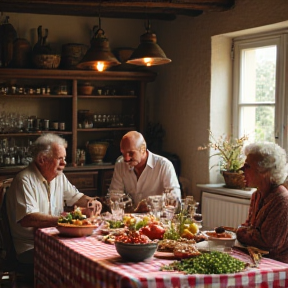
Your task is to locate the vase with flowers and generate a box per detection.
[198,131,249,189]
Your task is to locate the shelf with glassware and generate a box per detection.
[0,68,156,168]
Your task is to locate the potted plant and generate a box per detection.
[198,131,249,189]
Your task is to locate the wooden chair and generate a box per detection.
[0,178,33,287]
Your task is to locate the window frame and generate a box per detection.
[232,30,288,148]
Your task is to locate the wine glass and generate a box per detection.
[162,187,180,220]
[147,195,163,218]
[106,190,125,220]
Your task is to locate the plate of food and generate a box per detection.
[154,238,201,259]
[56,222,98,237]
[202,227,236,251]
[56,207,98,237]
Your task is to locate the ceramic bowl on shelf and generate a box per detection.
[78,85,94,95]
[115,241,158,262]
[88,142,109,163]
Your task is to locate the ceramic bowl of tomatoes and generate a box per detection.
[115,230,158,261]
[115,241,158,262]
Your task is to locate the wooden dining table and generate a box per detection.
[34,227,288,288]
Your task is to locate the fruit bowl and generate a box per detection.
[56,223,98,237]
[115,241,158,262]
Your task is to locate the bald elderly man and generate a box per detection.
[109,131,181,209]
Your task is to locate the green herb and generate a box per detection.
[107,220,124,229]
[163,222,180,240]
[160,251,246,274]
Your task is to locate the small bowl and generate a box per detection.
[78,85,94,95]
[115,241,158,262]
[33,54,61,69]
[202,230,236,252]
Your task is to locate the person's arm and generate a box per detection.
[109,161,125,192]
[19,212,58,228]
[237,189,288,250]
[162,159,181,202]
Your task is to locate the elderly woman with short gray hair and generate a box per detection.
[236,142,288,263]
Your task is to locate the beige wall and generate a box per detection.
[3,13,144,53]
[152,0,288,200]
[4,0,288,200]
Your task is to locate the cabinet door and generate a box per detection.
[65,171,99,197]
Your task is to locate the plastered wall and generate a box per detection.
[3,0,288,201]
[152,0,288,200]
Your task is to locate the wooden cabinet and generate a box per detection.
[0,68,156,165]
[0,68,156,194]
[65,171,99,197]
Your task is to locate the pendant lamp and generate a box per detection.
[127,20,171,66]
[77,15,120,72]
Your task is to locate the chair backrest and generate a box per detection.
[0,178,17,272]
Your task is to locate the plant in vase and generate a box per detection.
[198,130,249,189]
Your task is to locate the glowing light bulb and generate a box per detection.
[96,62,104,72]
[144,58,152,66]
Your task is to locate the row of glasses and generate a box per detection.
[105,190,132,220]
[0,112,28,133]
[148,187,180,221]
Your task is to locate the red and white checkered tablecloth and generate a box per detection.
[34,227,288,288]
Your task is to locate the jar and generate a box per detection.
[52,121,59,130]
[27,119,33,130]
[59,122,65,131]
[43,119,50,130]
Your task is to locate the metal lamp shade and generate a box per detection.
[127,32,171,66]
[77,32,120,71]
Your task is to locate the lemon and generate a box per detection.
[188,223,199,234]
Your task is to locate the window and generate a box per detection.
[232,31,288,147]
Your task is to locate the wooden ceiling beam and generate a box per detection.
[0,0,235,20]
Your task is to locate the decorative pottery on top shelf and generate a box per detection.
[60,43,88,69]
[88,142,109,163]
[222,171,246,189]
[33,54,61,69]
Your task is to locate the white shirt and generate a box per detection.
[109,150,181,205]
[6,162,84,255]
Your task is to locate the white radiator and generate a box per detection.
[201,191,251,230]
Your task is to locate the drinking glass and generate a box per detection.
[147,195,163,218]
[162,187,180,220]
[106,190,125,220]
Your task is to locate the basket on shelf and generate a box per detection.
[33,54,61,69]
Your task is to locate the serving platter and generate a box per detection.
[56,223,98,237]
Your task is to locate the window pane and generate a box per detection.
[240,106,275,142]
[240,46,276,103]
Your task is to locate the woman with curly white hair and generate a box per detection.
[236,142,288,263]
